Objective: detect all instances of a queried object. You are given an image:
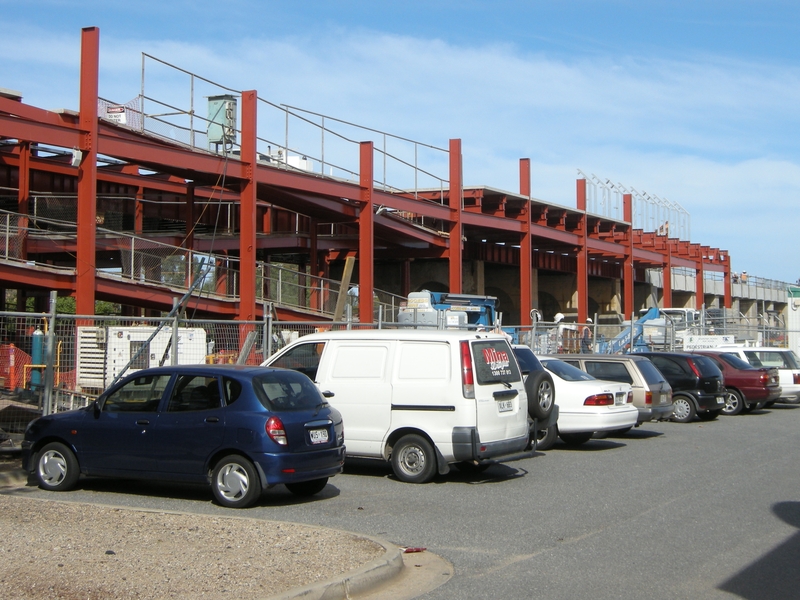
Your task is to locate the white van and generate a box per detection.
[263,330,531,483]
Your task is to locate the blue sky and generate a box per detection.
[2,1,799,282]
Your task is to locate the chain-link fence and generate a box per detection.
[1,305,796,449]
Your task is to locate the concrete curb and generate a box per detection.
[266,534,405,600]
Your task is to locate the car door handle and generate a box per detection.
[493,389,518,399]
[205,417,220,423]
[136,419,150,425]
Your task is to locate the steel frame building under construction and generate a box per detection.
[0,27,780,330]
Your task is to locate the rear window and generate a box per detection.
[253,370,324,411]
[717,353,755,370]
[689,355,723,377]
[584,361,632,384]
[542,359,595,382]
[472,340,521,385]
[636,360,668,385]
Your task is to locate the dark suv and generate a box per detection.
[636,352,726,423]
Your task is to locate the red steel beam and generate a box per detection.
[238,90,258,321]
[519,158,532,326]
[622,194,634,317]
[576,178,588,323]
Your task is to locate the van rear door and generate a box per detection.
[469,338,528,447]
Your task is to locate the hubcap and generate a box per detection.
[38,450,67,486]
[724,393,739,413]
[398,445,426,475]
[538,381,553,411]
[673,399,691,420]
[216,463,250,501]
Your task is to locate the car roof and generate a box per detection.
[282,329,510,342]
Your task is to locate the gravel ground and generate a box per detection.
[0,494,383,600]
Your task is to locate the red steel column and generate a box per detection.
[238,90,258,322]
[662,255,672,308]
[576,178,588,323]
[448,139,463,293]
[723,256,732,309]
[358,141,374,323]
[695,262,704,310]
[519,158,532,326]
[76,27,99,317]
[17,141,30,259]
[622,193,634,316]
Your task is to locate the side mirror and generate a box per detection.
[92,400,101,417]
[322,390,335,398]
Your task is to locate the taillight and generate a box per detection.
[584,393,614,406]
[266,416,288,445]
[627,391,633,403]
[794,373,800,385]
[687,359,702,378]
[759,372,768,385]
[644,391,653,405]
[460,341,475,399]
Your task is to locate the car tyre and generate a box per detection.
[36,442,80,491]
[671,395,696,423]
[392,434,437,483]
[211,455,261,508]
[285,477,329,497]
[525,371,555,421]
[558,431,593,446]
[534,425,558,451]
[722,389,744,416]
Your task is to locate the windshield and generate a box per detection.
[542,359,596,382]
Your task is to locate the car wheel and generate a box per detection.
[285,477,329,497]
[36,442,80,491]
[525,371,555,420]
[671,395,696,423]
[534,425,558,451]
[558,431,593,446]
[211,455,261,508]
[698,409,721,421]
[722,389,745,415]
[391,434,437,483]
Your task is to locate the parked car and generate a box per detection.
[538,357,637,446]
[690,350,781,415]
[264,330,531,482]
[512,345,559,450]
[714,346,800,405]
[555,354,673,430]
[22,365,346,508]
[636,352,726,423]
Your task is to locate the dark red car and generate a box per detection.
[691,350,781,415]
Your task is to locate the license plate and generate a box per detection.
[497,399,513,412]
[716,396,725,405]
[309,429,329,444]
[660,393,668,405]
[615,393,626,406]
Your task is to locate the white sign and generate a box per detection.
[683,335,735,350]
[105,105,126,124]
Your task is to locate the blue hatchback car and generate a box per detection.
[22,365,345,508]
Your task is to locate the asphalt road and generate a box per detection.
[7,404,800,600]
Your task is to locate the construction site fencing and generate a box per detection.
[2,308,797,450]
